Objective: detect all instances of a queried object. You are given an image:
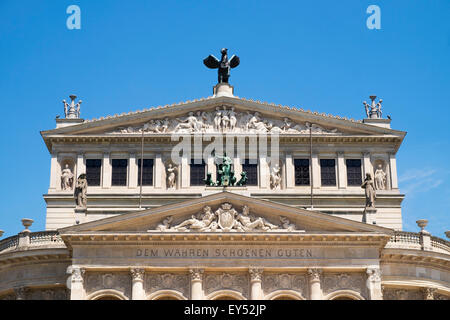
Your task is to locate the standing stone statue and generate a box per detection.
[166,163,177,189]
[270,164,282,190]
[61,164,74,190]
[374,164,387,190]
[361,173,376,208]
[74,174,88,209]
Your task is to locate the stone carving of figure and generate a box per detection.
[166,163,177,189]
[282,118,307,133]
[229,107,237,132]
[374,164,386,190]
[214,107,222,131]
[221,106,230,131]
[270,164,282,190]
[175,112,198,132]
[61,164,74,190]
[361,173,376,208]
[157,216,173,231]
[280,216,296,231]
[74,174,88,209]
[236,205,278,231]
[172,206,217,231]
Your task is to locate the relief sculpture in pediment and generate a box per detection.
[148,203,304,233]
[109,107,340,135]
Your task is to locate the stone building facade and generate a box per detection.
[0,83,448,300]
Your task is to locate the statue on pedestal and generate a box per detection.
[361,173,376,208]
[166,163,177,189]
[61,164,74,191]
[74,174,87,209]
[374,164,387,190]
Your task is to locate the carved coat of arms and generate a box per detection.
[216,203,237,231]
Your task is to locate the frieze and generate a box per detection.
[108,108,340,135]
[85,272,131,298]
[262,273,307,296]
[322,273,367,298]
[204,272,249,298]
[148,203,304,233]
[382,288,424,300]
[144,273,189,297]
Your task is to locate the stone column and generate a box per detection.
[422,287,436,300]
[311,154,320,189]
[130,268,146,300]
[69,267,86,300]
[249,268,263,300]
[49,153,58,190]
[233,155,241,182]
[76,153,85,177]
[190,268,204,300]
[285,154,294,189]
[363,152,373,179]
[181,156,189,188]
[308,268,322,300]
[337,152,346,189]
[102,152,111,188]
[389,153,398,189]
[154,154,163,188]
[366,267,383,300]
[259,156,268,188]
[129,153,137,189]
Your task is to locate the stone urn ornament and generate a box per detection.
[416,219,429,235]
[21,218,34,233]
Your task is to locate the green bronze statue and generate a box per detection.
[204,154,247,187]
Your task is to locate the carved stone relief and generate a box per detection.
[85,272,131,298]
[322,273,367,298]
[144,273,190,297]
[148,203,303,233]
[27,287,69,300]
[382,288,424,300]
[373,161,387,190]
[262,273,307,296]
[109,108,340,135]
[60,163,74,191]
[270,163,282,190]
[203,272,249,298]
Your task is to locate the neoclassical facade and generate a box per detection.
[0,83,448,300]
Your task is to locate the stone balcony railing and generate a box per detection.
[386,231,450,255]
[0,231,65,254]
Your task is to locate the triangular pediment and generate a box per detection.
[42,96,406,138]
[58,192,392,235]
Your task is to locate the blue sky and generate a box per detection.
[0,0,449,238]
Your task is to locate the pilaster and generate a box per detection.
[337,152,347,189]
[249,268,263,300]
[76,153,85,177]
[259,156,268,188]
[389,153,398,189]
[181,156,189,188]
[49,153,58,190]
[285,154,294,189]
[311,154,320,189]
[366,267,382,300]
[308,268,323,300]
[69,267,86,300]
[363,152,373,179]
[190,268,204,300]
[129,153,137,188]
[154,154,163,188]
[102,152,111,188]
[130,268,146,300]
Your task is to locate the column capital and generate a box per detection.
[421,287,436,300]
[14,287,29,300]
[130,268,145,282]
[189,268,204,282]
[366,267,381,283]
[307,268,322,282]
[71,266,86,283]
[249,268,263,282]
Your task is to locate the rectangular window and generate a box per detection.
[320,159,336,186]
[137,159,154,186]
[111,159,128,186]
[86,159,101,186]
[242,159,258,186]
[294,159,310,186]
[190,160,205,186]
[346,159,362,186]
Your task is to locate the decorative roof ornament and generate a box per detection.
[363,95,382,119]
[63,95,82,119]
[203,48,240,84]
